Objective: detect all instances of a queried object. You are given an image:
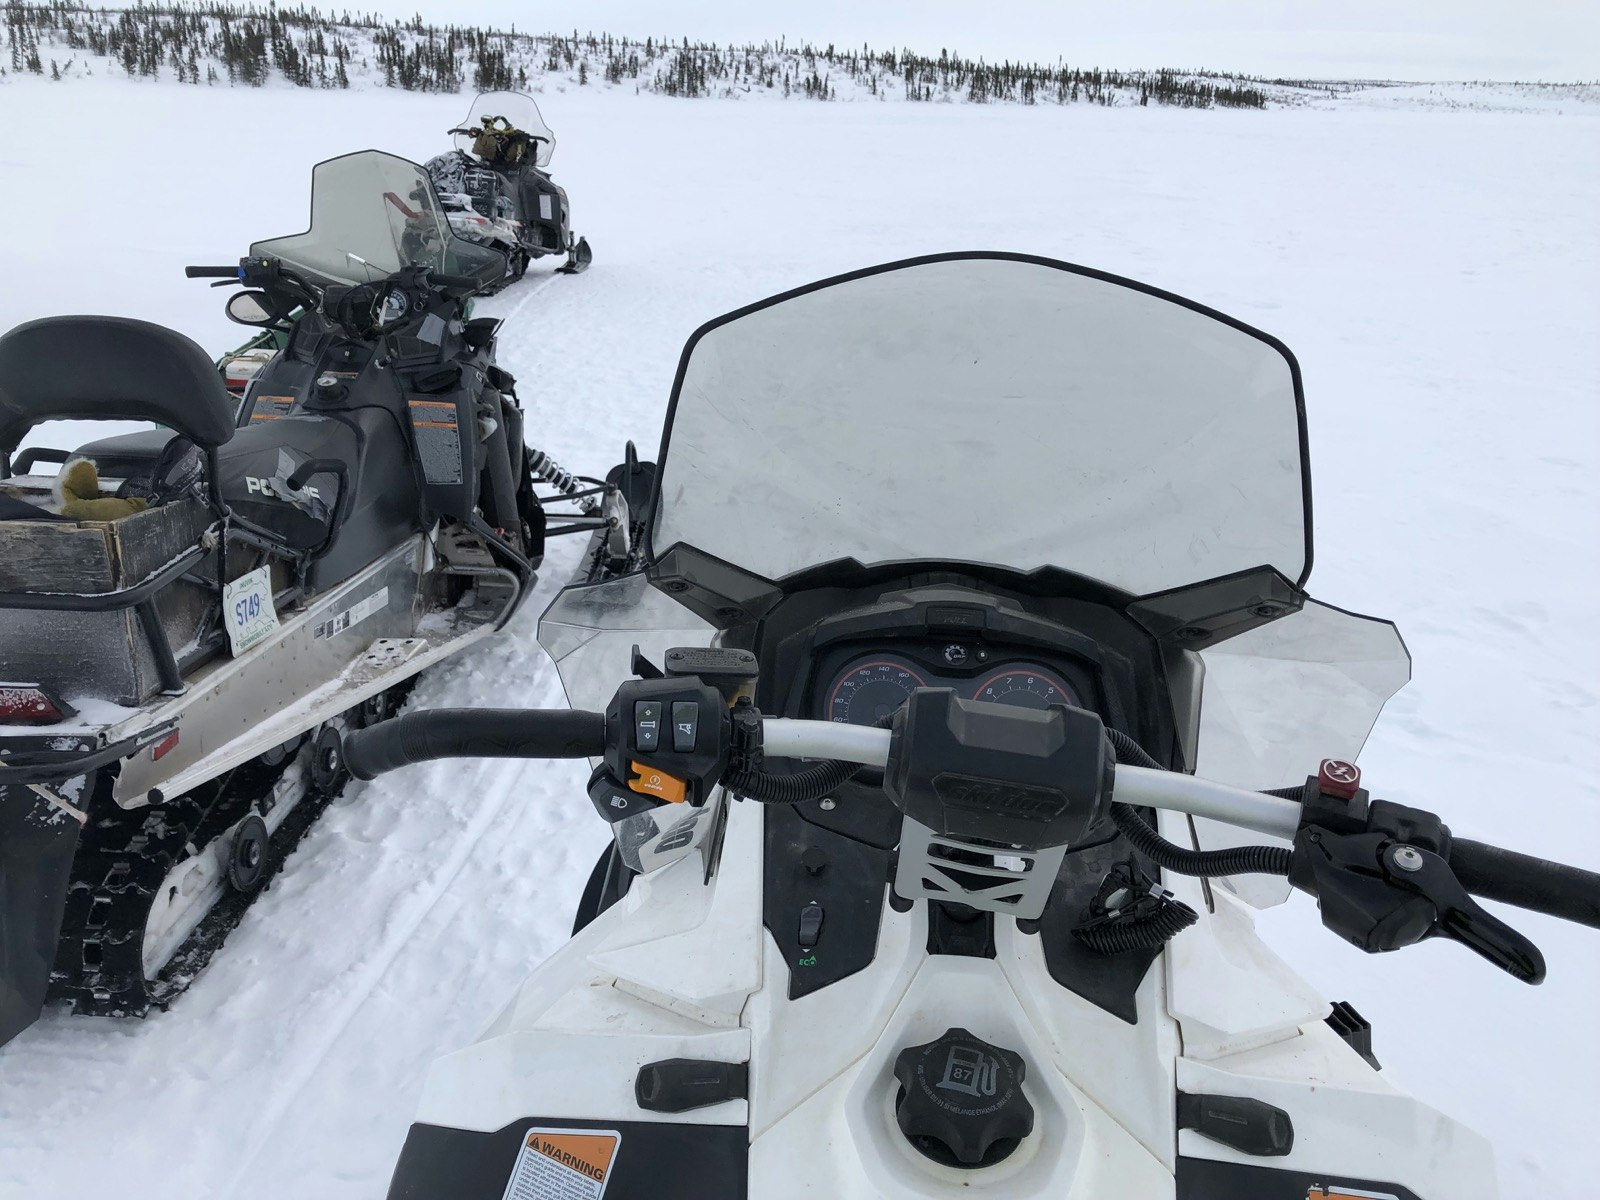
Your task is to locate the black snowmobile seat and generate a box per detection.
[0,316,236,462]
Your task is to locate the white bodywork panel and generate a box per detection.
[409,797,1498,1197]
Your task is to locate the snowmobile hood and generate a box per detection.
[647,253,1312,599]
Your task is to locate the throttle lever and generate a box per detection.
[1291,828,1546,984]
[1381,845,1546,984]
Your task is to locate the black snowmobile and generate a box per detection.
[425,91,592,285]
[0,149,627,1050]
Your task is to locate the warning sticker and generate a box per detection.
[250,395,295,422]
[313,586,389,641]
[501,1128,621,1200]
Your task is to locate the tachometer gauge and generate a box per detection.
[826,658,929,726]
[970,666,1080,711]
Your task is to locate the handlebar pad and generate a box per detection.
[345,709,607,780]
[1449,839,1600,929]
[185,265,241,279]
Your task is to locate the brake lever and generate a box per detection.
[1381,845,1546,984]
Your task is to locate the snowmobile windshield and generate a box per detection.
[453,91,556,169]
[250,150,503,288]
[649,254,1311,598]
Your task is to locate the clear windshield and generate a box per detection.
[453,92,555,169]
[250,150,504,287]
[652,255,1309,597]
[538,256,1406,913]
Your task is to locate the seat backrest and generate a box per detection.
[0,315,236,459]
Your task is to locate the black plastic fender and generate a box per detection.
[0,775,86,1048]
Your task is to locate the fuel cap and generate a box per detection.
[892,1027,1034,1168]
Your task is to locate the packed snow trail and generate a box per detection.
[0,79,1595,1200]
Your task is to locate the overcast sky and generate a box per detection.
[367,0,1598,81]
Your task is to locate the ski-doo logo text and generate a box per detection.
[937,1046,1000,1098]
[933,773,1068,818]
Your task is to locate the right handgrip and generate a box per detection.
[344,709,607,780]
[185,265,241,279]
[1449,839,1600,929]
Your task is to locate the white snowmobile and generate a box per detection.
[425,91,593,287]
[0,150,627,1049]
[347,255,1600,1200]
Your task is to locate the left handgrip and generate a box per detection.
[185,265,241,279]
[344,709,608,780]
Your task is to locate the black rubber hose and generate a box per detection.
[725,757,862,804]
[1110,804,1293,877]
[345,709,606,780]
[1448,839,1600,929]
[1075,899,1199,954]
[1103,726,1293,878]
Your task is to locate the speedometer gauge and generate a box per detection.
[826,658,928,726]
[970,666,1080,711]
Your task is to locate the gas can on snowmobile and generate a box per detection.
[0,149,628,1051]
[425,91,592,286]
[352,255,1600,1200]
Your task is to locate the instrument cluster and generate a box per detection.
[818,643,1090,728]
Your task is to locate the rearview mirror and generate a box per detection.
[225,289,278,327]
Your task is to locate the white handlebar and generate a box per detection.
[762,718,892,765]
[758,717,1301,840]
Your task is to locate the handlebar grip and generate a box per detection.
[427,271,483,293]
[185,265,241,279]
[1449,839,1600,929]
[344,709,607,780]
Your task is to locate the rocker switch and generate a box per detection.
[671,701,700,752]
[797,902,825,949]
[634,701,663,751]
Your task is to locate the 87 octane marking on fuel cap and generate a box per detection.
[500,1128,621,1200]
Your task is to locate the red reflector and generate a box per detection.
[0,683,73,725]
[151,730,181,761]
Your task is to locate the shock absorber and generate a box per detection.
[527,447,599,515]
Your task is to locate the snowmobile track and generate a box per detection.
[48,683,415,1021]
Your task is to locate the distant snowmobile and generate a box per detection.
[0,149,628,1049]
[349,255,1600,1200]
[425,91,592,286]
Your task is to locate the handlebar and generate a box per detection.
[341,708,1600,936]
[427,271,485,294]
[344,709,606,780]
[185,265,242,279]
[1449,839,1600,929]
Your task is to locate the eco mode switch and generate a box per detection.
[798,901,825,949]
[671,701,700,752]
[634,701,663,751]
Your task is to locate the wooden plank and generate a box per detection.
[0,520,114,593]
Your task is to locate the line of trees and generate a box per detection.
[0,2,1271,108]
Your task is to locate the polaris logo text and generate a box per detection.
[245,476,319,499]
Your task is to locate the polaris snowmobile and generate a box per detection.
[0,149,628,1050]
[349,254,1600,1200]
[425,91,592,287]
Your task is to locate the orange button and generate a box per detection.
[628,761,687,804]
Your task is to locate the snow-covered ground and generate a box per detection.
[0,76,1596,1199]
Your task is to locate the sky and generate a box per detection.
[359,0,1600,82]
